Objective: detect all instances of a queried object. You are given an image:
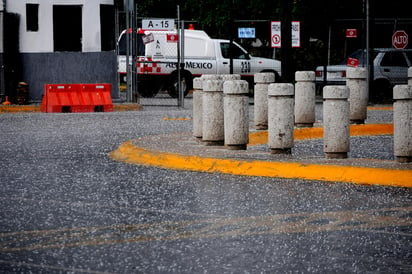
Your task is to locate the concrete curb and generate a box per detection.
[110,124,412,188]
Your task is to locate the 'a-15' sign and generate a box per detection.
[142,19,175,31]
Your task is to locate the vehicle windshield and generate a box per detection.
[118,32,145,56]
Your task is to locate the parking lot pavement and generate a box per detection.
[0,104,411,273]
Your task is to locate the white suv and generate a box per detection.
[315,48,412,102]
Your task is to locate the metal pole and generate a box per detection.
[229,1,234,74]
[131,1,138,103]
[323,24,331,87]
[0,9,5,98]
[365,0,370,101]
[327,24,331,65]
[114,7,120,99]
[177,5,182,107]
[280,0,292,82]
[125,0,132,102]
[180,20,185,108]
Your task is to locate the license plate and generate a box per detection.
[327,72,343,79]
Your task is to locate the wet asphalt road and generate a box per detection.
[0,103,411,273]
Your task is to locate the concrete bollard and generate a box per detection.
[223,80,249,150]
[202,79,225,146]
[393,85,412,163]
[192,77,203,139]
[193,75,221,139]
[254,72,275,130]
[220,74,241,81]
[347,67,368,124]
[294,71,316,127]
[268,83,295,154]
[323,86,350,159]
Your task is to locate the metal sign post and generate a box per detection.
[176,6,184,108]
[178,20,185,108]
[131,2,138,103]
[125,0,131,102]
[365,0,371,103]
[125,0,138,103]
[0,9,5,98]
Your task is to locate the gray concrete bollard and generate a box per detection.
[254,72,275,130]
[408,67,412,86]
[202,79,225,146]
[393,85,412,163]
[223,80,249,150]
[192,77,203,139]
[294,71,316,127]
[347,67,368,124]
[268,83,295,154]
[323,86,350,159]
[220,74,241,81]
[193,75,221,140]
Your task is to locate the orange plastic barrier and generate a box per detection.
[41,84,81,113]
[41,84,113,113]
[80,84,114,112]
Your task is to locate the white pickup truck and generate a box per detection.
[118,29,281,97]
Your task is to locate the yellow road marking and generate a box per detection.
[0,260,114,274]
[163,117,192,121]
[1,207,411,252]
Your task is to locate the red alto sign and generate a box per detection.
[392,30,408,49]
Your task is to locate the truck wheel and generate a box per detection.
[168,71,193,98]
[138,81,160,98]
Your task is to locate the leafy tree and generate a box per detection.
[116,0,412,71]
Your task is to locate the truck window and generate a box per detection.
[380,52,408,67]
[220,42,249,60]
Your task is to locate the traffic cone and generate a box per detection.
[2,96,11,105]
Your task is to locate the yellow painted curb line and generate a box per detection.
[0,105,41,113]
[163,117,192,121]
[368,106,393,111]
[249,124,394,146]
[0,104,143,113]
[110,124,412,188]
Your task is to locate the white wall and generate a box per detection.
[6,0,114,53]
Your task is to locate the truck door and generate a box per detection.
[219,42,251,75]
